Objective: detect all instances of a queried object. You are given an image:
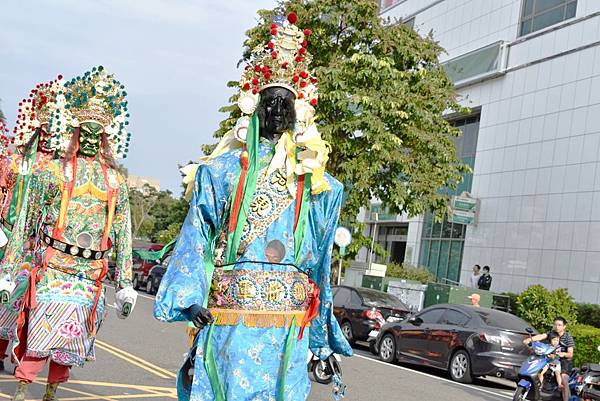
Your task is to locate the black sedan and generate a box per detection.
[332,285,411,345]
[374,304,535,383]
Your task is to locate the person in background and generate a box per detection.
[478,265,492,290]
[468,293,480,307]
[470,264,481,288]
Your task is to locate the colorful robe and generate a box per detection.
[0,152,53,343]
[154,143,352,401]
[7,157,132,366]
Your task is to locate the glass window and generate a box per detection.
[350,290,362,307]
[437,241,451,279]
[428,241,440,276]
[359,288,409,310]
[519,0,577,37]
[448,241,464,283]
[475,309,535,332]
[420,240,430,266]
[418,308,444,324]
[443,42,503,84]
[440,309,471,326]
[334,288,351,307]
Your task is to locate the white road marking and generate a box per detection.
[354,354,513,400]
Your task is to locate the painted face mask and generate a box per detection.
[78,122,103,157]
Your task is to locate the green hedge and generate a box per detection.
[577,303,600,328]
[570,324,600,368]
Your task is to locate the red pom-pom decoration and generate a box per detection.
[295,56,303,62]
[299,47,307,55]
[252,78,259,85]
[287,12,298,24]
[300,71,308,79]
[302,40,308,47]
[242,83,251,91]
[267,41,275,49]
[311,78,318,83]
[264,72,272,80]
[271,23,277,29]
[254,65,262,72]
[304,29,312,36]
[252,88,258,94]
[271,28,278,35]
[298,93,304,99]
[271,51,278,58]
[300,81,307,88]
[281,62,288,69]
[310,98,318,106]
[57,74,63,80]
[292,75,299,83]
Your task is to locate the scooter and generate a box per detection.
[578,345,600,400]
[307,351,342,385]
[367,314,387,355]
[513,329,579,401]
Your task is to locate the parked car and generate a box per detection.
[374,304,535,383]
[132,244,164,291]
[145,253,171,295]
[332,285,411,346]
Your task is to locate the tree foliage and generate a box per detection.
[386,263,433,284]
[515,285,578,332]
[213,0,469,256]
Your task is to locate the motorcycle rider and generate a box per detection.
[523,316,575,401]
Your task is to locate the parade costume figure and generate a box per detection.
[0,77,62,372]
[7,67,137,401]
[155,14,352,401]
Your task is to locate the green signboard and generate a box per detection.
[453,196,477,211]
[449,210,475,225]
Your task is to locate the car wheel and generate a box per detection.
[146,277,154,294]
[341,321,354,345]
[132,275,139,290]
[449,350,472,383]
[379,334,396,363]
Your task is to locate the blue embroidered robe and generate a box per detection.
[154,143,352,401]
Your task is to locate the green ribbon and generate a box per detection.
[223,112,260,267]
[7,136,37,227]
[204,322,226,401]
[277,317,297,401]
[294,174,311,265]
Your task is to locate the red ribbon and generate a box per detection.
[298,278,320,340]
[228,146,248,234]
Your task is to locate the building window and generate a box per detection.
[368,223,409,265]
[379,0,401,11]
[418,114,480,283]
[442,42,507,88]
[519,0,577,36]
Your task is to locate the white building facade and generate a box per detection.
[370,0,600,302]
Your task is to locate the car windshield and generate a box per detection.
[475,309,534,332]
[358,289,408,309]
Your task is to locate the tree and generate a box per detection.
[129,184,160,240]
[213,0,469,256]
[515,285,578,332]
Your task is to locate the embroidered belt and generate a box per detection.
[0,216,12,231]
[207,270,312,328]
[40,230,111,261]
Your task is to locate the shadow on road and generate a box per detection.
[352,342,516,393]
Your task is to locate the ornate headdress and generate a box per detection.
[0,116,11,160]
[49,66,131,158]
[235,13,319,142]
[183,13,331,200]
[13,75,63,147]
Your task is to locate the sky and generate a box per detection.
[0,0,278,194]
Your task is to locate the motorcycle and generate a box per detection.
[307,351,342,385]
[367,314,387,355]
[578,345,600,400]
[513,329,579,401]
